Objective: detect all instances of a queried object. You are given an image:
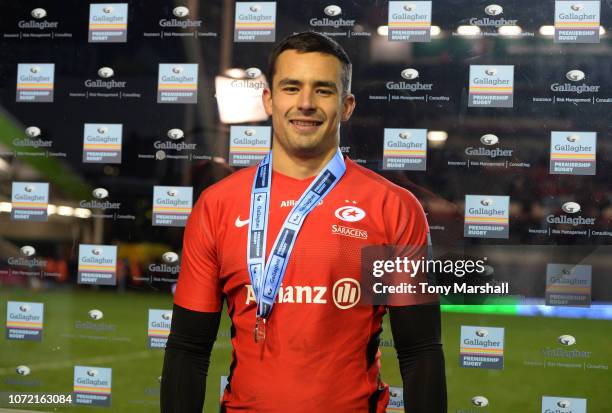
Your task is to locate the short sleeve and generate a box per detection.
[385,188,429,248]
[174,191,222,312]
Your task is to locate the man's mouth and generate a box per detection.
[289,119,323,133]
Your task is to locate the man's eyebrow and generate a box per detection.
[277,78,338,91]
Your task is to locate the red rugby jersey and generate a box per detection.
[174,157,429,413]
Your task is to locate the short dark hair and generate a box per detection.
[267,32,352,95]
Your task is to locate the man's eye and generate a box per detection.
[317,89,333,95]
[283,87,299,92]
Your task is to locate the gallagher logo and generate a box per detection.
[386,68,433,91]
[310,5,356,28]
[558,334,576,346]
[471,395,489,407]
[551,69,600,94]
[334,204,366,222]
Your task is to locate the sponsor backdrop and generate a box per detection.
[1,1,611,412]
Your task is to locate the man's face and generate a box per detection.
[263,50,355,158]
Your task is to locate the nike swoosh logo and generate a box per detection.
[235,216,249,228]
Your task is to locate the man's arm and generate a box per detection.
[388,304,447,413]
[160,304,221,413]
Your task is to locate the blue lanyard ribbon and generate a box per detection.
[247,148,346,319]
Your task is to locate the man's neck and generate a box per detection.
[272,146,338,180]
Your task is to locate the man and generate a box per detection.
[161,32,446,413]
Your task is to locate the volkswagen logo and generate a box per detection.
[332,278,360,309]
[250,4,262,12]
[173,6,189,18]
[566,134,580,143]
[485,4,503,16]
[324,5,342,16]
[558,335,576,346]
[31,8,47,19]
[471,396,489,407]
[98,67,114,79]
[16,365,31,376]
[566,70,585,82]
[20,246,36,257]
[162,252,179,264]
[485,68,497,76]
[562,202,580,214]
[480,134,499,145]
[245,67,261,78]
[401,68,419,80]
[167,128,184,140]
[480,198,493,207]
[30,66,41,74]
[25,126,41,137]
[172,66,183,74]
[19,304,30,312]
[103,6,113,14]
[475,328,488,337]
[88,309,104,320]
[92,188,109,199]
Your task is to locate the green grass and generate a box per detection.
[1,288,610,412]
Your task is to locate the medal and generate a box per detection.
[247,148,346,343]
[254,317,266,343]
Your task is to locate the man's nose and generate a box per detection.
[297,89,316,112]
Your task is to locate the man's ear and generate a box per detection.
[262,87,273,117]
[341,93,356,122]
